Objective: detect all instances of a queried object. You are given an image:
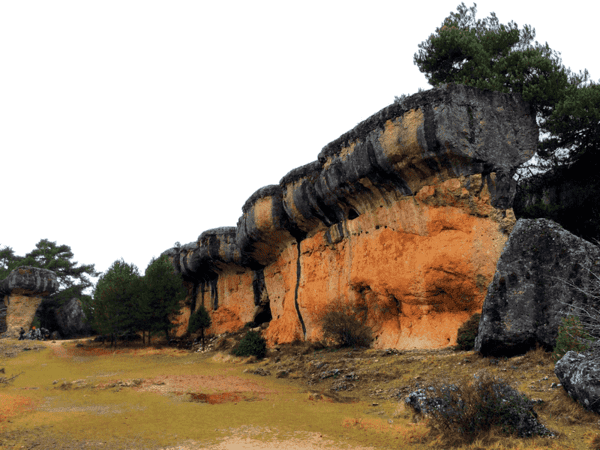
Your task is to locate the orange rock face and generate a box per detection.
[164,84,537,350]
[262,174,511,349]
[3,295,44,338]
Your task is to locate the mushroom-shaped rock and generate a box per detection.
[164,84,541,349]
[237,185,300,266]
[1,266,59,338]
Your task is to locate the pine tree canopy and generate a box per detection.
[0,239,99,302]
[414,2,599,174]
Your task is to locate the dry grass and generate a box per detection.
[0,337,599,449]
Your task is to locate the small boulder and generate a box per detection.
[554,350,600,414]
[475,218,600,357]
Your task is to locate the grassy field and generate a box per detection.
[1,336,599,449]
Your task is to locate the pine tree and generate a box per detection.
[188,304,212,350]
[140,255,187,344]
[0,239,98,303]
[87,259,140,347]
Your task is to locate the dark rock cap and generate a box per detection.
[0,266,59,297]
[166,84,538,279]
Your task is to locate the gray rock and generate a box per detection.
[0,266,59,297]
[54,298,92,338]
[554,350,600,414]
[475,218,600,357]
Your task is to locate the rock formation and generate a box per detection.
[475,218,600,357]
[554,350,600,414]
[54,298,93,338]
[164,83,538,349]
[0,266,59,338]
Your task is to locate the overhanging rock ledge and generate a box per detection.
[163,83,538,350]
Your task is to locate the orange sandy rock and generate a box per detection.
[3,295,44,337]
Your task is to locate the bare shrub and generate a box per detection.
[406,371,554,447]
[319,298,373,348]
[552,238,600,361]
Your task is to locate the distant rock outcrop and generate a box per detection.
[164,83,539,349]
[0,266,59,338]
[475,218,600,357]
[54,298,92,338]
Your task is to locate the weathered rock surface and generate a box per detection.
[475,218,600,357]
[554,350,600,414]
[164,84,539,349]
[0,266,59,338]
[54,298,93,338]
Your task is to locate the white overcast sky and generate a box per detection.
[2,1,599,291]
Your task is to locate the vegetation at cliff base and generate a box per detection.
[455,312,481,351]
[232,330,267,359]
[188,304,212,349]
[319,298,373,348]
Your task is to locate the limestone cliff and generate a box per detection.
[164,84,538,350]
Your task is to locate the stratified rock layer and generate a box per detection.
[165,84,539,349]
[475,218,600,356]
[0,266,59,337]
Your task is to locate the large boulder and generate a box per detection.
[54,298,92,338]
[554,350,600,414]
[0,266,59,338]
[475,218,600,357]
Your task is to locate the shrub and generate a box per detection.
[552,315,596,362]
[320,299,373,348]
[407,371,554,445]
[455,313,481,351]
[232,330,267,359]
